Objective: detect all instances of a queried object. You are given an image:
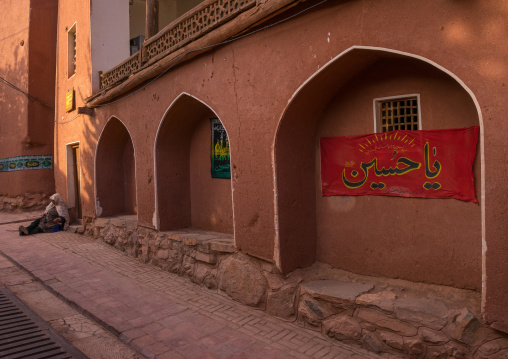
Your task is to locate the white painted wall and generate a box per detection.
[89,0,205,92]
[90,0,130,92]
[129,0,204,41]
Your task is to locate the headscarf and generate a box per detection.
[45,193,71,230]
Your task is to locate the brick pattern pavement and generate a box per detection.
[0,223,379,359]
[0,211,40,225]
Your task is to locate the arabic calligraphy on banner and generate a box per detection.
[210,118,231,178]
[320,127,479,203]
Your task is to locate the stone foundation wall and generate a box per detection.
[82,217,508,358]
[297,282,508,359]
[0,193,50,212]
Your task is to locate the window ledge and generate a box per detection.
[161,228,235,253]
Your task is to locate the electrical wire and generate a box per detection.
[0,76,53,108]
[87,0,329,110]
[56,113,80,124]
[0,74,78,124]
[0,74,80,124]
[54,0,327,123]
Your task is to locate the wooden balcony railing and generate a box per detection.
[99,52,141,89]
[99,0,257,90]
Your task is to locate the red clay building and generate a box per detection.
[0,0,58,210]
[3,0,507,356]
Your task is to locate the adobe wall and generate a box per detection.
[25,0,58,199]
[54,0,93,217]
[314,58,481,291]
[189,117,234,234]
[95,118,136,217]
[0,0,30,162]
[153,95,234,233]
[0,0,56,206]
[123,138,137,214]
[27,0,58,153]
[53,0,507,330]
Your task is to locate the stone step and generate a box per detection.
[68,224,85,234]
[300,280,374,306]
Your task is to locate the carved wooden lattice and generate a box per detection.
[144,0,256,63]
[99,0,256,89]
[100,53,140,89]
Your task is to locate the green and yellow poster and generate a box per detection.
[210,118,230,178]
[0,155,53,172]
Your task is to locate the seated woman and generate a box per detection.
[19,193,70,236]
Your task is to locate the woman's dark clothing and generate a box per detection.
[38,207,60,232]
[23,217,44,235]
[20,207,66,235]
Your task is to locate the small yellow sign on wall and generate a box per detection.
[65,89,74,112]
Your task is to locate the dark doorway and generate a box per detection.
[71,144,82,219]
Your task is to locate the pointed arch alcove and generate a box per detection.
[274,47,482,292]
[155,94,233,233]
[95,117,137,217]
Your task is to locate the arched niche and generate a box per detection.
[95,117,137,217]
[274,47,482,291]
[155,94,233,233]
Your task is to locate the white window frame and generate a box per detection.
[67,23,77,78]
[373,94,422,133]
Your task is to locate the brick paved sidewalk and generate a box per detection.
[0,210,41,225]
[0,222,379,359]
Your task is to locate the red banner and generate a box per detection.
[320,127,479,203]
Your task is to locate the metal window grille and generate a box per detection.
[379,97,419,132]
[72,32,76,73]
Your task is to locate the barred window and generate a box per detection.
[376,96,420,132]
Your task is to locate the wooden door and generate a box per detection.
[71,144,82,219]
